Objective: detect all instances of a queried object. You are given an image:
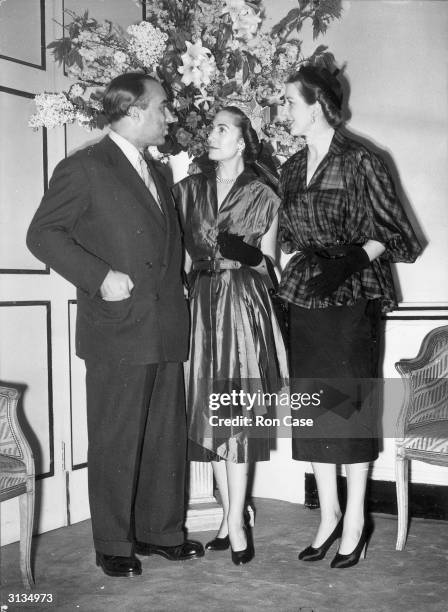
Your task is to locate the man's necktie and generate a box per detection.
[137,154,164,214]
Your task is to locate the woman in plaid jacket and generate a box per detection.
[278,63,422,568]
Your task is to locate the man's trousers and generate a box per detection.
[85,359,187,556]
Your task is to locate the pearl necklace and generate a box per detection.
[216,175,237,184]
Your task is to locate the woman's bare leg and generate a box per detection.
[311,462,342,547]
[339,462,369,554]
[226,461,249,551]
[211,460,230,538]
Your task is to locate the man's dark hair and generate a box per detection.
[102,72,159,123]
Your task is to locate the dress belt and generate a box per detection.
[302,244,362,260]
[192,258,242,272]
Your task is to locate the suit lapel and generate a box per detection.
[148,160,174,278]
[96,137,180,281]
[147,160,171,216]
[101,136,166,229]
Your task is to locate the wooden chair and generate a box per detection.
[395,325,448,550]
[0,385,35,587]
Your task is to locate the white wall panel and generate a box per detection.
[0,303,52,477]
[0,89,48,271]
[0,0,45,69]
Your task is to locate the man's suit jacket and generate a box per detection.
[27,135,189,364]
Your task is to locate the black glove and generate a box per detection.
[217,232,263,267]
[306,246,370,298]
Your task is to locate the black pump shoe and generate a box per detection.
[231,527,254,566]
[298,518,343,562]
[330,523,370,569]
[205,535,230,551]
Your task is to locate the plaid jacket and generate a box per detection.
[278,130,422,312]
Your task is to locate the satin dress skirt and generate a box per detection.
[186,266,289,463]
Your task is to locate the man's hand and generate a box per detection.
[100,270,134,301]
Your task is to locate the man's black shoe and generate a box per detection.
[96,552,142,577]
[135,539,204,561]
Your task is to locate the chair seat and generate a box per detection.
[0,454,27,492]
[401,420,448,455]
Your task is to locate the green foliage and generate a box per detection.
[311,0,343,38]
[272,0,342,40]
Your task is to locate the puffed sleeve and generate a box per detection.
[358,152,422,263]
[171,177,190,228]
[245,182,281,245]
[260,182,281,224]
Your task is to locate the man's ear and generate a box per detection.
[127,106,140,121]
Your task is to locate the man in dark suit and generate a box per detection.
[27,73,204,577]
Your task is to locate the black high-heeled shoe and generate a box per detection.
[298,517,343,562]
[205,535,230,551]
[206,508,251,552]
[231,526,254,565]
[330,523,370,569]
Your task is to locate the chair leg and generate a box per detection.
[395,454,409,551]
[19,485,35,588]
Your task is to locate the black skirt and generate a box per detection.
[289,299,381,464]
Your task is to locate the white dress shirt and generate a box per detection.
[108,130,163,212]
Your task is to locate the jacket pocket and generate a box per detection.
[95,295,133,324]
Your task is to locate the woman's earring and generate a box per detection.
[311,110,317,124]
[237,142,245,155]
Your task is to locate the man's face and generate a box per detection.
[136,81,174,147]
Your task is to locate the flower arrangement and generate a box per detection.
[29,0,342,158]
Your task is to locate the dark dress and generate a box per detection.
[278,130,422,463]
[173,168,288,463]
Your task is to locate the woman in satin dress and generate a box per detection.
[173,106,288,565]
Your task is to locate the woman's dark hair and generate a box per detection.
[220,105,279,192]
[220,105,261,162]
[103,72,159,123]
[286,64,344,128]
